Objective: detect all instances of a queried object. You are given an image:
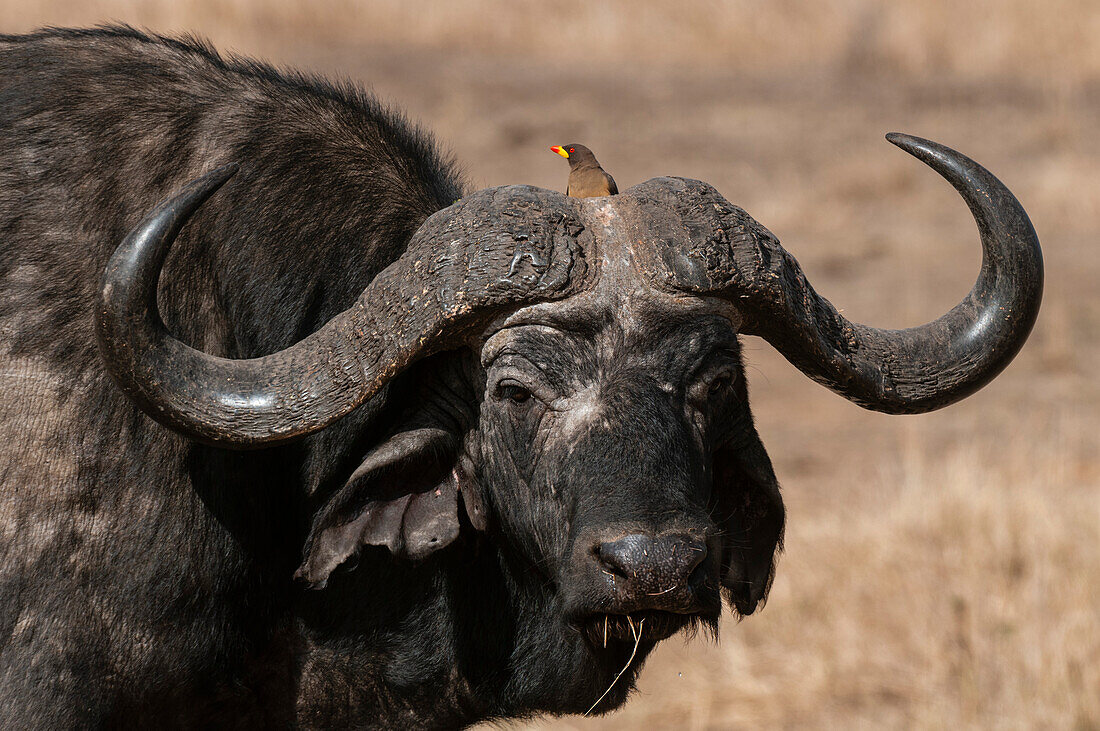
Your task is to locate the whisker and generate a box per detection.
[645,585,677,596]
[585,616,645,716]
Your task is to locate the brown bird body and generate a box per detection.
[550,144,617,197]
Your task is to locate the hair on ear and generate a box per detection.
[296,427,464,588]
[712,427,785,616]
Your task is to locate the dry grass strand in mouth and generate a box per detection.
[586,616,645,717]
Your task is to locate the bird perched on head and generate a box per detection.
[550,144,617,198]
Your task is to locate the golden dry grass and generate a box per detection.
[2,3,1097,728]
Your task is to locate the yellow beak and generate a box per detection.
[550,145,569,159]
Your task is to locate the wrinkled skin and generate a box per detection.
[474,301,774,634]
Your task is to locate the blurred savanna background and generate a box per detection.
[4,2,1097,728]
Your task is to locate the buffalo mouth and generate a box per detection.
[578,609,715,648]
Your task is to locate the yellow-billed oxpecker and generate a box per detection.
[550,143,618,198]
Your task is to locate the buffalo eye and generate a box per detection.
[498,382,533,404]
[708,371,735,395]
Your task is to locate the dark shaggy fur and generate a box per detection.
[0,28,783,728]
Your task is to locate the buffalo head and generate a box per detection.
[94,134,1042,709]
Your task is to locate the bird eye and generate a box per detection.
[569,148,574,152]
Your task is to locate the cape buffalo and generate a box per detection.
[0,27,1042,729]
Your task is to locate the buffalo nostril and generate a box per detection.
[595,542,632,579]
[595,534,707,592]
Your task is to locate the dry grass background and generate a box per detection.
[3,2,1098,728]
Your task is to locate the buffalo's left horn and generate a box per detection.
[96,170,588,447]
[738,133,1043,413]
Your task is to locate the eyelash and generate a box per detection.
[496,379,535,405]
[501,384,531,403]
[708,372,734,394]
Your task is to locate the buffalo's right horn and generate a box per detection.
[96,172,589,448]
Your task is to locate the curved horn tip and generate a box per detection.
[885,131,916,146]
[885,131,940,157]
[155,163,240,220]
[883,133,968,174]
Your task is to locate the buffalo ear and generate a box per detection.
[296,427,464,589]
[713,426,786,616]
